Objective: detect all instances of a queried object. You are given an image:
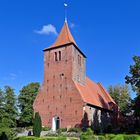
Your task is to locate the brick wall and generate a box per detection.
[34,45,85,128]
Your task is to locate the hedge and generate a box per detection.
[14,136,67,140]
[80,134,140,140]
[14,134,140,140]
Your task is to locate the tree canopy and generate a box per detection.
[125,56,140,117]
[18,82,40,127]
[0,86,17,128]
[108,84,131,115]
[125,56,140,94]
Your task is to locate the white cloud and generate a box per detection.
[10,73,17,80]
[35,24,58,36]
[70,22,75,29]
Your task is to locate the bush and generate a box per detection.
[60,128,67,132]
[111,134,124,140]
[14,136,67,140]
[105,134,116,140]
[123,134,140,140]
[42,127,51,131]
[80,128,94,140]
[33,112,42,137]
[26,126,33,130]
[0,127,16,140]
[68,127,81,133]
[80,135,95,140]
[81,128,93,136]
[97,136,106,140]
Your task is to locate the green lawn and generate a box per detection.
[14,136,79,140]
[14,135,140,140]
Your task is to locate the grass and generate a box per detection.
[14,134,140,140]
[14,136,80,140]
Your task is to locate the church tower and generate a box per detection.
[34,21,86,129]
[43,21,86,86]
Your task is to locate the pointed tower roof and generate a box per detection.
[43,21,86,57]
[50,21,77,48]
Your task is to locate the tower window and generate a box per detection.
[59,51,61,61]
[54,51,62,61]
[55,52,58,61]
[78,55,81,66]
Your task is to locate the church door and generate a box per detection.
[52,116,60,131]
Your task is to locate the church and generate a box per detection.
[33,20,118,131]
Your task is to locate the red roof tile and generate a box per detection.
[49,21,77,48]
[74,77,116,110]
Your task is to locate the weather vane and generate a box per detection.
[64,3,68,22]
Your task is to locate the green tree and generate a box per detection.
[33,112,42,137]
[3,86,17,128]
[125,56,140,117]
[18,82,40,127]
[108,84,131,115]
[0,89,4,124]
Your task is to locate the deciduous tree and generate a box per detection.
[108,84,131,115]
[0,89,4,124]
[18,82,40,127]
[125,56,140,117]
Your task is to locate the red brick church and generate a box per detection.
[33,21,118,131]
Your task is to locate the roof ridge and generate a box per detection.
[97,83,116,104]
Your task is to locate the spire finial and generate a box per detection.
[64,3,68,22]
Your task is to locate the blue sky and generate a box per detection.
[0,0,140,98]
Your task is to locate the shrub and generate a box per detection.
[33,112,42,137]
[42,127,51,131]
[14,136,67,140]
[60,128,67,132]
[112,134,124,140]
[105,134,116,140]
[0,127,16,140]
[80,128,94,140]
[81,128,93,136]
[14,136,37,140]
[97,136,106,140]
[26,126,33,130]
[123,134,140,140]
[68,127,81,133]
